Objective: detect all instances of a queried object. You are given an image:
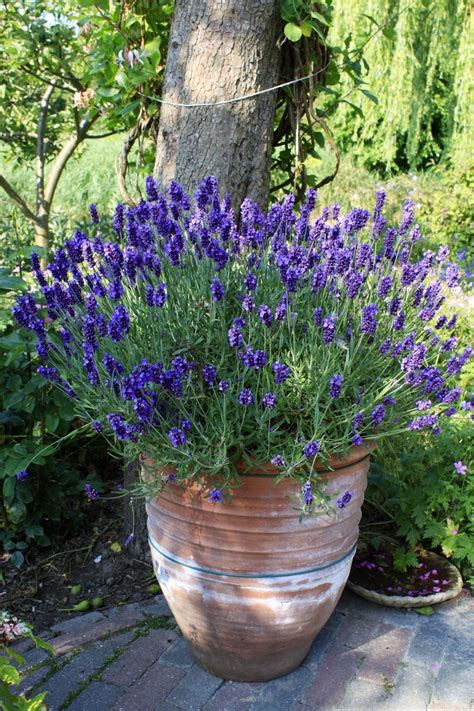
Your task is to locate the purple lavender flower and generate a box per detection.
[408,414,439,431]
[85,483,99,501]
[273,362,290,384]
[454,461,467,476]
[304,440,320,460]
[202,364,218,386]
[271,455,286,467]
[393,312,405,331]
[91,420,103,432]
[168,427,187,448]
[371,404,386,427]
[209,488,223,504]
[303,481,313,506]
[145,176,159,201]
[379,338,392,355]
[352,433,363,446]
[228,325,243,347]
[210,276,225,302]
[416,400,431,410]
[124,533,135,546]
[218,379,229,392]
[89,204,99,224]
[262,392,277,409]
[445,264,460,288]
[254,350,267,369]
[329,373,343,398]
[16,469,29,481]
[336,490,353,508]
[322,315,336,344]
[378,276,393,297]
[361,304,378,335]
[313,307,322,326]
[352,411,365,430]
[239,388,254,406]
[257,304,273,327]
[242,295,254,312]
[244,272,257,291]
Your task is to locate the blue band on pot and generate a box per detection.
[148,535,357,579]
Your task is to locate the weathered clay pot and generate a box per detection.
[146,444,372,681]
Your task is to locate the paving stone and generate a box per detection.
[251,662,314,710]
[36,631,133,710]
[406,616,449,668]
[334,611,381,650]
[357,622,413,683]
[112,660,185,711]
[51,611,105,634]
[15,646,51,672]
[428,702,470,711]
[302,615,343,668]
[203,680,264,710]
[301,642,361,709]
[52,607,144,655]
[165,664,223,710]
[102,628,178,687]
[433,653,474,707]
[141,598,172,617]
[339,678,391,710]
[387,661,435,710]
[68,681,124,711]
[159,637,195,669]
[13,663,52,696]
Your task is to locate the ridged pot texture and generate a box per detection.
[146,444,372,682]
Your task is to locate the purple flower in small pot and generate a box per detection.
[85,483,99,501]
[454,461,467,476]
[168,427,187,448]
[209,488,223,504]
[239,388,254,406]
[336,490,353,509]
[210,276,225,302]
[271,455,286,467]
[272,362,290,384]
[329,373,343,398]
[262,392,277,409]
[304,440,320,460]
[303,481,313,506]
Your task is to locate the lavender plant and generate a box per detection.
[13,177,471,506]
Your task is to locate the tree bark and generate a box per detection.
[154,0,282,209]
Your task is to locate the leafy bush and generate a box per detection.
[366,410,474,577]
[0,271,103,567]
[0,611,53,710]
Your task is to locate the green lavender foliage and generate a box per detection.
[328,0,473,171]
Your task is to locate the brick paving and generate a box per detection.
[7,590,473,710]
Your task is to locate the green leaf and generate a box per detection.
[45,412,60,434]
[382,26,396,41]
[414,606,434,616]
[0,275,28,291]
[360,89,379,104]
[310,10,330,26]
[300,22,312,38]
[284,23,302,42]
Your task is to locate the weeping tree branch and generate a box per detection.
[115,115,155,206]
[0,175,38,224]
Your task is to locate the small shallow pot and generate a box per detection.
[347,550,463,608]
[146,444,373,681]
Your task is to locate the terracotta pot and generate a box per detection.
[146,444,373,681]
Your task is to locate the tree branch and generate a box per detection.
[44,112,100,207]
[36,81,57,214]
[0,174,38,223]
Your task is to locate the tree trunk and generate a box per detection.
[154,0,282,209]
